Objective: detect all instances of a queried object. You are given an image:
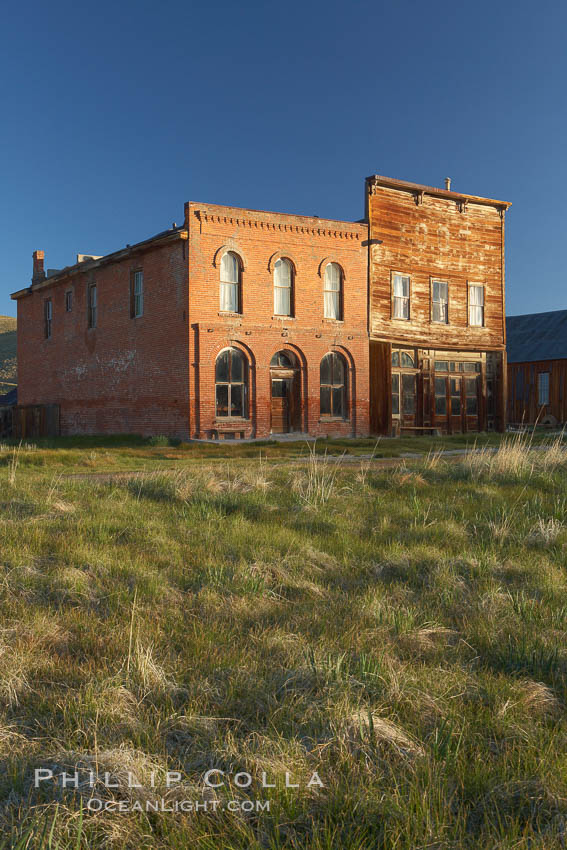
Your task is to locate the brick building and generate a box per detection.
[11,175,510,439]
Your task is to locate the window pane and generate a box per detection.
[221,252,238,283]
[324,290,339,319]
[401,352,414,368]
[469,305,483,326]
[392,373,400,415]
[391,351,400,367]
[466,378,478,414]
[402,374,416,414]
[274,258,291,287]
[332,353,345,384]
[216,384,229,417]
[231,385,243,417]
[469,285,483,306]
[274,285,290,315]
[325,263,340,291]
[435,377,447,415]
[272,379,286,398]
[450,379,461,415]
[393,274,409,297]
[320,355,331,386]
[230,350,244,382]
[435,361,449,372]
[466,396,478,415]
[220,281,238,312]
[538,372,550,405]
[271,351,292,368]
[332,387,344,417]
[215,350,229,382]
[393,297,408,319]
[320,386,331,415]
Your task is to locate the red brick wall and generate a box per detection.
[16,237,190,437]
[15,202,370,441]
[187,202,369,438]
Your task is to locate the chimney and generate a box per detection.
[444,177,451,191]
[32,250,46,284]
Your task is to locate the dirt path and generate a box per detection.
[61,449,475,482]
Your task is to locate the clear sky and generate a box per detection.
[1,0,565,318]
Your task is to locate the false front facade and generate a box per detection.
[366,176,510,435]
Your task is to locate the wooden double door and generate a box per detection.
[434,375,480,433]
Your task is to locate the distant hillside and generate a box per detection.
[0,316,17,389]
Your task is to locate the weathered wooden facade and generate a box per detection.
[506,310,567,426]
[366,176,510,435]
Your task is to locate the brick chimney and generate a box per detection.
[32,250,46,284]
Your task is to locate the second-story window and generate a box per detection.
[65,290,73,312]
[131,270,144,318]
[88,284,97,328]
[432,280,448,323]
[220,252,241,313]
[392,273,410,320]
[44,299,52,339]
[468,284,485,326]
[274,258,293,316]
[324,263,342,320]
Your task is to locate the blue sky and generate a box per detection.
[1,0,565,317]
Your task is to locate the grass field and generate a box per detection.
[1,432,567,848]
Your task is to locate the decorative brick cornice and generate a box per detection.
[195,209,362,240]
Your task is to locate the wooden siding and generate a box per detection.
[507,359,567,424]
[369,340,391,434]
[12,404,60,438]
[368,184,506,350]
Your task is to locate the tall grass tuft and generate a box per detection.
[292,442,345,507]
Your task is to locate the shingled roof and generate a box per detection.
[506,310,567,363]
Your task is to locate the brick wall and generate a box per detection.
[15,202,370,441]
[187,202,369,438]
[16,236,190,438]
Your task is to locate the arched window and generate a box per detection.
[324,263,342,320]
[274,258,293,316]
[320,352,347,418]
[270,351,294,368]
[220,252,241,313]
[215,348,248,418]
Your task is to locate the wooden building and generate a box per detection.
[366,176,510,435]
[506,310,567,426]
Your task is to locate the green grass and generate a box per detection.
[1,432,567,847]
[0,430,557,477]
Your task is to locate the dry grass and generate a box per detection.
[0,439,567,848]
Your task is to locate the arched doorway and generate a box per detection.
[270,350,301,434]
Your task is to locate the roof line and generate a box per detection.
[188,200,366,227]
[11,227,186,299]
[367,174,511,209]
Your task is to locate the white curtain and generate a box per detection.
[274,258,291,315]
[469,285,484,326]
[220,252,239,312]
[393,274,409,319]
[432,280,447,322]
[324,263,341,319]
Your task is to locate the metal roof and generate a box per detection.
[506,310,567,363]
